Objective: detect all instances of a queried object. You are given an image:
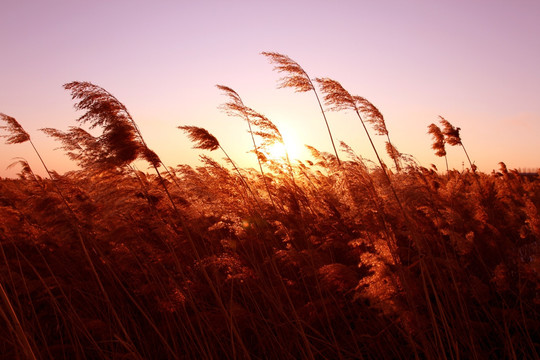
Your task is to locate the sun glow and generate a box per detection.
[264,124,303,161]
[266,142,289,160]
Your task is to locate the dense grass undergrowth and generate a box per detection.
[0,53,538,359]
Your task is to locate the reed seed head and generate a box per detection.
[0,113,30,144]
[427,123,447,157]
[354,96,387,135]
[385,141,401,163]
[64,81,144,167]
[179,126,220,151]
[261,52,313,92]
[314,78,356,111]
[438,116,462,146]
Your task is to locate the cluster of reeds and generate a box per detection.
[0,54,538,359]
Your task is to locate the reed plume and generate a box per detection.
[64,84,252,353]
[63,82,144,168]
[64,82,191,235]
[262,52,341,166]
[261,52,313,92]
[427,123,448,172]
[314,78,357,111]
[3,67,539,359]
[439,116,476,173]
[354,96,386,135]
[354,96,401,171]
[7,158,33,176]
[438,116,461,146]
[0,113,55,180]
[250,112,284,152]
[178,126,220,151]
[385,142,401,171]
[0,113,31,144]
[41,126,108,171]
[313,79,403,171]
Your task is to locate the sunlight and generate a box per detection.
[264,125,303,162]
[277,123,303,160]
[266,142,287,160]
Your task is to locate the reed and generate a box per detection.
[217,85,277,211]
[262,51,342,166]
[428,123,448,172]
[438,116,476,173]
[0,58,537,360]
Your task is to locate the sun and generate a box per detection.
[266,142,288,160]
[264,125,303,161]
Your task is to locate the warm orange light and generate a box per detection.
[266,142,288,160]
[264,124,303,162]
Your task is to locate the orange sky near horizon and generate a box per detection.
[1,0,539,178]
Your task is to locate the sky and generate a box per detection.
[1,0,539,178]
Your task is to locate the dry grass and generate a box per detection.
[0,55,538,359]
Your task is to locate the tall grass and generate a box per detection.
[0,56,538,360]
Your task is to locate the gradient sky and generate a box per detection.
[2,0,539,177]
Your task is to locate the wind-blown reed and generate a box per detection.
[0,54,537,360]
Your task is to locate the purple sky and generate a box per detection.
[2,0,539,177]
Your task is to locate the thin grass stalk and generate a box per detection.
[90,247,181,358]
[124,214,218,358]
[461,143,475,174]
[260,261,317,360]
[0,240,48,354]
[219,144,264,213]
[8,246,72,359]
[518,282,540,359]
[217,85,277,211]
[247,116,277,212]
[149,164,253,359]
[313,88,342,166]
[7,233,110,358]
[0,282,38,360]
[33,157,145,359]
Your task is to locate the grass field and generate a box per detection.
[0,54,538,359]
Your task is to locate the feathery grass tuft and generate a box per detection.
[438,116,477,173]
[178,126,220,151]
[428,123,448,172]
[261,52,314,92]
[438,116,462,146]
[63,82,144,168]
[314,77,357,111]
[427,123,447,157]
[0,113,31,144]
